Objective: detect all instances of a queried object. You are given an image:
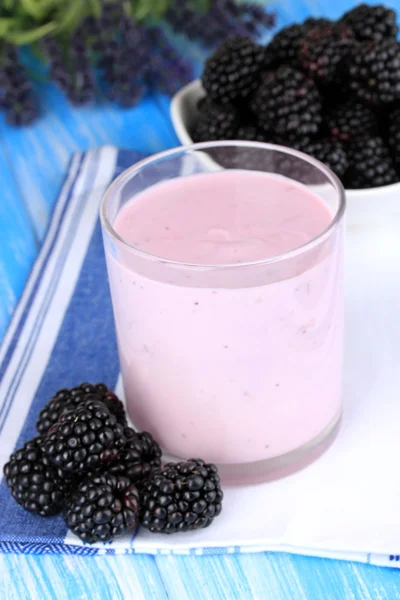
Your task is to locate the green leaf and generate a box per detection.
[0,18,13,37]
[155,0,168,15]
[3,0,16,10]
[193,0,209,11]
[19,0,45,20]
[133,0,152,20]
[54,0,84,33]
[87,0,102,18]
[4,21,57,44]
[136,0,167,20]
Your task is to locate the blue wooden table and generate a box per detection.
[2,1,400,597]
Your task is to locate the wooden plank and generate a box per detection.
[0,129,38,340]
[0,88,177,339]
[0,84,178,242]
[155,553,400,600]
[0,554,168,600]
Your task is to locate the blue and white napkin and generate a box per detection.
[1,146,400,568]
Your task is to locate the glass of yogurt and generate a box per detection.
[101,142,346,484]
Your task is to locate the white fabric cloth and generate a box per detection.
[1,147,399,567]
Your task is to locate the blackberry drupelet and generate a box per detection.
[64,473,139,543]
[326,100,378,143]
[304,17,332,29]
[271,134,332,184]
[140,459,223,534]
[43,395,127,474]
[202,36,265,104]
[3,437,73,516]
[251,66,322,136]
[300,23,356,84]
[236,123,268,142]
[192,99,239,142]
[265,18,330,68]
[345,135,399,188]
[273,132,315,148]
[106,428,162,484]
[197,95,207,111]
[294,138,349,179]
[347,39,400,106]
[135,431,162,470]
[273,152,318,185]
[387,107,400,168]
[36,383,126,434]
[102,392,127,427]
[340,4,398,42]
[264,23,306,68]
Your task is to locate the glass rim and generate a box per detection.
[100,140,346,270]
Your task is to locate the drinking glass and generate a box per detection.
[101,142,346,484]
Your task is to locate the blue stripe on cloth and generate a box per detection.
[0,149,144,546]
[113,149,146,178]
[0,154,83,385]
[0,542,99,555]
[0,154,94,434]
[1,537,399,572]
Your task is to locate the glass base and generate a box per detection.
[162,412,342,486]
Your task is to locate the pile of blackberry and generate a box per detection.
[195,4,400,189]
[3,384,223,544]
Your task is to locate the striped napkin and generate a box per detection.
[1,146,400,568]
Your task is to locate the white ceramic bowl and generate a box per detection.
[171,79,206,145]
[170,79,400,235]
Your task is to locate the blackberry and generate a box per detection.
[340,4,398,42]
[265,18,330,68]
[202,36,265,104]
[42,395,127,474]
[106,428,162,484]
[192,99,239,142]
[36,383,126,434]
[345,135,399,188]
[326,100,378,143]
[251,67,322,136]
[294,138,349,179]
[64,473,139,543]
[300,24,356,85]
[347,39,400,106]
[388,107,400,168]
[140,459,223,534]
[3,437,73,516]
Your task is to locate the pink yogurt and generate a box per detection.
[106,170,344,464]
